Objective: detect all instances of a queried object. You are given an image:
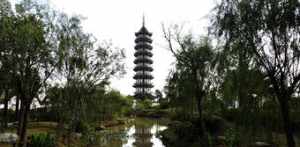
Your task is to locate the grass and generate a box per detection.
[0,122,56,147]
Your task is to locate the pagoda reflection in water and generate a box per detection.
[133,123,153,147]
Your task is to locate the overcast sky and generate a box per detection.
[46,0,216,96]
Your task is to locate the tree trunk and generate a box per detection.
[15,96,20,122]
[196,94,204,133]
[18,100,30,147]
[195,90,209,146]
[3,94,9,129]
[17,99,24,135]
[193,68,208,146]
[279,97,295,147]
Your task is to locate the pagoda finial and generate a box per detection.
[142,14,145,27]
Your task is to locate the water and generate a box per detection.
[98,118,167,147]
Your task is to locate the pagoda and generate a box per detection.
[133,17,154,100]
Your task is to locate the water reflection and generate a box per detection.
[100,118,167,147]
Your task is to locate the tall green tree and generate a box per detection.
[0,1,65,146]
[42,12,125,146]
[214,0,300,146]
[163,25,216,145]
[54,12,125,122]
[8,14,52,147]
[0,0,13,130]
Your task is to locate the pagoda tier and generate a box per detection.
[134,57,153,64]
[133,73,153,80]
[133,19,154,100]
[134,50,153,57]
[133,64,153,72]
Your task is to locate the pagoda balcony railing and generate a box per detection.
[135,36,152,43]
[133,74,153,80]
[135,42,152,46]
[135,87,152,91]
[135,55,152,60]
[135,79,152,83]
[134,65,153,72]
[133,82,154,88]
[135,70,152,74]
[134,43,153,50]
[134,57,153,64]
[134,50,153,57]
[135,63,152,67]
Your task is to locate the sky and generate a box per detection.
[47,0,216,95]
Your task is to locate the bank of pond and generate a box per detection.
[1,116,300,146]
[0,118,168,147]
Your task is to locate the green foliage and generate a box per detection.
[160,120,206,147]
[224,128,239,147]
[42,7,125,137]
[136,99,152,110]
[214,1,300,146]
[163,34,216,121]
[101,90,133,119]
[29,133,55,147]
[74,120,90,133]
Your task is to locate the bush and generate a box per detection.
[74,121,90,133]
[160,121,202,147]
[136,99,152,110]
[203,114,226,135]
[224,127,239,147]
[28,133,55,147]
[222,108,239,122]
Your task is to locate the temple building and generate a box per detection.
[133,17,154,100]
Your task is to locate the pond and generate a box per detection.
[98,118,167,147]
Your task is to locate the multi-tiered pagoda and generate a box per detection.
[133,18,154,100]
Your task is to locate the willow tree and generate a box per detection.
[52,13,125,139]
[214,0,300,146]
[163,25,216,145]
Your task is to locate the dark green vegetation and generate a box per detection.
[159,0,300,147]
[1,0,300,147]
[0,0,129,146]
[28,133,55,147]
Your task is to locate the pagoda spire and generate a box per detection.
[142,14,145,27]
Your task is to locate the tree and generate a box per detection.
[0,0,12,16]
[54,12,125,121]
[214,0,300,146]
[0,0,13,130]
[0,59,14,129]
[163,25,216,145]
[42,12,125,146]
[9,14,52,147]
[165,70,199,119]
[0,0,125,145]
[154,89,163,102]
[0,1,63,146]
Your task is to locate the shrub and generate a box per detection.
[28,133,55,147]
[224,127,239,147]
[160,121,201,147]
[74,120,90,133]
